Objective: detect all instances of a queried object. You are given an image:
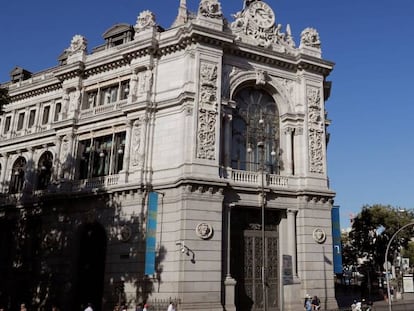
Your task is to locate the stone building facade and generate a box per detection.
[0,1,336,310]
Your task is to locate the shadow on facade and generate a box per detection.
[0,156,162,311]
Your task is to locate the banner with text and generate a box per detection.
[145,192,158,275]
[332,206,343,274]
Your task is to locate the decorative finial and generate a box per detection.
[172,0,189,27]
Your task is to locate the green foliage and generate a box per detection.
[401,241,414,268]
[346,204,414,271]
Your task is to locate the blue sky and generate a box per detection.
[1,0,414,229]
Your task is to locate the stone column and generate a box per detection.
[120,120,133,182]
[284,127,294,175]
[0,153,9,192]
[287,209,298,277]
[54,136,63,181]
[34,102,41,131]
[67,133,75,179]
[223,113,233,168]
[225,203,237,311]
[26,147,35,192]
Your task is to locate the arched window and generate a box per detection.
[9,157,26,194]
[231,87,280,173]
[37,151,53,190]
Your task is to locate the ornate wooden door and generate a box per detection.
[242,229,279,311]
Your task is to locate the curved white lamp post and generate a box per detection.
[385,222,414,311]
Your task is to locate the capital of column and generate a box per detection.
[283,127,295,135]
[125,119,134,128]
[287,209,297,215]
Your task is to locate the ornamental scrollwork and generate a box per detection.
[197,62,218,160]
[199,63,218,111]
[230,3,295,53]
[198,0,223,19]
[307,86,324,174]
[197,110,216,160]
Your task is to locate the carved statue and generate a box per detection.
[131,120,145,168]
[134,10,156,33]
[129,71,139,101]
[255,70,267,86]
[68,88,81,113]
[67,35,87,54]
[198,0,223,19]
[300,27,321,49]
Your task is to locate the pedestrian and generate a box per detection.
[135,303,143,311]
[51,304,59,311]
[311,295,320,310]
[143,303,148,311]
[351,300,357,311]
[20,303,27,311]
[84,303,93,311]
[167,301,175,311]
[304,294,312,311]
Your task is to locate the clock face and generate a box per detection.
[247,1,275,29]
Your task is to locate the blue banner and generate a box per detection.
[145,192,158,275]
[331,206,343,274]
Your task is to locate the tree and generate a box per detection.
[0,86,9,113]
[347,204,414,271]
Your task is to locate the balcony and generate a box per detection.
[228,168,290,189]
[72,174,121,191]
[79,100,126,118]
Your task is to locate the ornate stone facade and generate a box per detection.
[0,1,336,311]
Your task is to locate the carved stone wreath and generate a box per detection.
[313,228,326,244]
[120,225,132,242]
[196,222,214,240]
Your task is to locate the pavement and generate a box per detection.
[332,284,414,311]
[368,299,414,311]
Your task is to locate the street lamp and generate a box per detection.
[255,118,276,311]
[385,222,414,311]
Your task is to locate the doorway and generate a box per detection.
[231,208,280,311]
[74,223,107,311]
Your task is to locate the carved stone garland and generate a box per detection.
[197,63,218,160]
[307,86,324,174]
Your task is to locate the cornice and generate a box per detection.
[10,82,62,102]
[54,61,85,81]
[84,57,129,78]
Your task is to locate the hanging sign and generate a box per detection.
[144,192,158,275]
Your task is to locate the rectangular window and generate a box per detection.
[83,91,97,110]
[100,85,118,106]
[54,102,61,122]
[4,116,11,133]
[42,106,50,125]
[77,131,126,179]
[120,80,130,100]
[28,110,36,128]
[17,112,25,131]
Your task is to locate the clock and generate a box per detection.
[247,1,275,29]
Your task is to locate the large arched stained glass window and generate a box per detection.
[231,88,280,173]
[9,157,26,194]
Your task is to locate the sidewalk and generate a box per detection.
[370,298,414,311]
